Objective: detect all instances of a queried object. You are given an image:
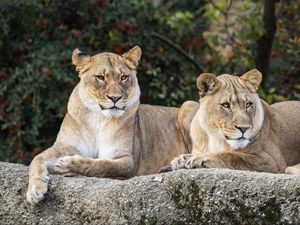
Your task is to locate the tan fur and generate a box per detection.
[172,69,300,175]
[26,46,191,205]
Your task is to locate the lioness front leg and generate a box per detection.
[27,146,79,205]
[54,155,135,178]
[185,151,279,173]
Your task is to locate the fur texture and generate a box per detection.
[26,46,191,205]
[172,69,300,175]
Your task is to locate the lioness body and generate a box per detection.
[172,70,300,174]
[27,46,190,204]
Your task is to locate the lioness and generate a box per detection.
[27,46,191,205]
[172,69,300,174]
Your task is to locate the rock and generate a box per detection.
[0,161,300,225]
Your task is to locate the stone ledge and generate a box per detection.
[0,162,299,225]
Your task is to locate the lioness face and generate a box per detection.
[197,70,264,149]
[72,46,142,117]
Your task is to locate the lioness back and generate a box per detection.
[270,101,300,166]
[136,104,187,175]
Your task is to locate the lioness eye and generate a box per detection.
[246,102,253,108]
[221,103,230,109]
[95,75,105,81]
[121,75,129,81]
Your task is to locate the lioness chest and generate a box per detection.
[76,112,134,159]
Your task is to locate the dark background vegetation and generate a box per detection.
[0,0,299,164]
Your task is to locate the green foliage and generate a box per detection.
[269,1,300,99]
[202,0,264,73]
[202,0,300,103]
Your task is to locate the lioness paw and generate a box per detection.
[185,155,207,169]
[54,155,77,174]
[26,174,50,205]
[185,155,221,169]
[26,185,46,205]
[171,154,192,170]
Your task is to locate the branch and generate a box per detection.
[144,31,203,73]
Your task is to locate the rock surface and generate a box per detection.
[1,162,300,225]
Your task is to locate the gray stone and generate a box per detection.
[0,161,300,225]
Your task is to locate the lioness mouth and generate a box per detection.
[99,104,125,110]
[237,137,247,140]
[108,106,125,110]
[225,135,247,141]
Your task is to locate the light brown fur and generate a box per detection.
[172,69,300,174]
[27,46,191,205]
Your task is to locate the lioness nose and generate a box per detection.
[107,95,122,103]
[235,126,250,134]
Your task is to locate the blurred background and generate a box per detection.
[0,0,299,164]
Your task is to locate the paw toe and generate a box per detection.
[54,157,71,173]
[171,156,188,170]
[185,156,205,169]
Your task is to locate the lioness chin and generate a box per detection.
[26,46,192,205]
[172,69,300,174]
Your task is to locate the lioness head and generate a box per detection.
[196,69,264,150]
[72,46,142,117]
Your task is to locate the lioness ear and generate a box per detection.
[122,46,142,70]
[196,73,220,97]
[72,48,91,72]
[240,69,262,92]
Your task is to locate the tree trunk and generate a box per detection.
[255,0,276,88]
